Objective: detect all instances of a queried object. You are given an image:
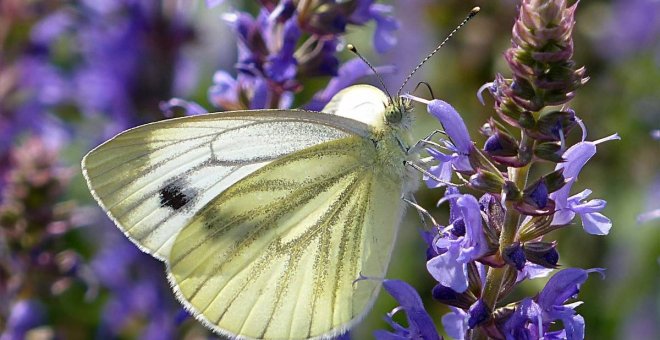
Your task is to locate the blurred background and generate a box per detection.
[0,0,658,339]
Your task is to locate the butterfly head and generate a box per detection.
[384,96,414,129]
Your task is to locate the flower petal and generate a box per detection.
[160,98,207,117]
[516,263,554,282]
[538,268,588,310]
[264,19,300,82]
[442,307,469,340]
[427,246,469,292]
[381,280,441,340]
[503,298,542,340]
[427,100,473,155]
[305,58,393,110]
[205,0,224,8]
[468,299,490,328]
[370,4,399,53]
[208,71,238,108]
[551,142,596,212]
[562,314,585,340]
[425,162,453,188]
[580,211,612,235]
[457,195,488,261]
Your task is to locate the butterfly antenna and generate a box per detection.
[396,6,480,97]
[347,44,394,104]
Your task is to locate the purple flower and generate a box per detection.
[205,0,224,8]
[374,280,441,340]
[348,1,399,53]
[428,100,473,158]
[0,300,46,340]
[438,299,490,339]
[368,4,400,53]
[406,98,474,188]
[503,297,545,340]
[601,0,660,60]
[201,0,400,112]
[503,243,527,271]
[516,263,554,283]
[30,10,74,46]
[264,17,300,83]
[13,0,198,146]
[467,299,490,329]
[427,189,488,292]
[92,226,181,338]
[160,98,207,117]
[305,58,395,111]
[224,9,301,88]
[504,268,605,340]
[442,307,469,339]
[550,134,620,234]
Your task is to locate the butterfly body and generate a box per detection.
[82,84,420,339]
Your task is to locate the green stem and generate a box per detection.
[478,132,534,323]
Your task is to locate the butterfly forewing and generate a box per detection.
[82,111,371,260]
[168,136,407,339]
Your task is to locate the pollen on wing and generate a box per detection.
[159,179,197,211]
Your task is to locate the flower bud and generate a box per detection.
[503,243,527,270]
[518,215,555,241]
[534,141,563,163]
[527,110,577,142]
[432,283,476,309]
[523,241,559,268]
[543,168,567,193]
[468,299,491,329]
[479,193,504,246]
[503,181,523,202]
[469,169,506,194]
[483,131,522,167]
[516,191,555,216]
[515,170,565,216]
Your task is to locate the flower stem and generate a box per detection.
[479,135,533,318]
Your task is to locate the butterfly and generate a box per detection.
[82,84,422,339]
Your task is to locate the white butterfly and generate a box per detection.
[82,84,421,339]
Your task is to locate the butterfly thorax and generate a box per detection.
[321,84,418,192]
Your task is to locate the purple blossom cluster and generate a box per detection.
[0,138,80,338]
[0,0,198,197]
[378,1,616,339]
[0,1,202,337]
[167,0,399,114]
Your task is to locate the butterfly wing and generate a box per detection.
[167,135,408,339]
[83,85,414,339]
[82,110,372,260]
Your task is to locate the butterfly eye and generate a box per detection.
[386,106,403,124]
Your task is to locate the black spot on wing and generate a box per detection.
[159,179,196,211]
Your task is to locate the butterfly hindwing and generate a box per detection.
[82,110,372,260]
[167,136,408,339]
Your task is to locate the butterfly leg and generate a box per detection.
[406,129,446,155]
[401,194,438,229]
[404,161,461,187]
